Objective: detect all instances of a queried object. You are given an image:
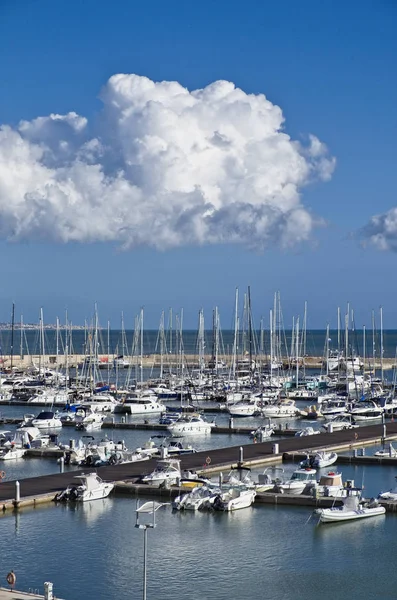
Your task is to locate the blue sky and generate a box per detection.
[0,0,396,330]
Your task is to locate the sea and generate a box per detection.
[0,328,396,360]
[1,329,397,599]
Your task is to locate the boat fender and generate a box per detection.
[0,471,5,480]
[6,572,16,586]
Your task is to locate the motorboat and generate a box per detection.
[159,412,180,425]
[167,414,214,436]
[316,490,385,523]
[255,467,285,492]
[173,485,215,511]
[250,423,275,441]
[75,408,105,431]
[79,394,118,413]
[348,400,383,421]
[300,451,338,469]
[141,458,182,487]
[297,405,322,420]
[374,443,397,458]
[261,400,298,418]
[275,468,317,495]
[114,393,166,415]
[212,487,257,511]
[227,398,260,417]
[378,476,397,501]
[314,473,358,498]
[54,473,114,502]
[321,414,358,432]
[320,398,349,417]
[294,427,321,437]
[0,443,26,460]
[160,440,197,456]
[31,411,62,429]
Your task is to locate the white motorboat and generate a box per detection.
[316,490,385,523]
[276,468,317,495]
[320,398,349,417]
[79,394,117,413]
[0,445,26,460]
[321,414,358,432]
[378,476,397,501]
[250,424,275,441]
[294,427,321,437]
[227,398,259,417]
[141,458,182,487]
[300,451,338,469]
[75,408,105,431]
[212,487,256,511]
[314,472,359,498]
[348,400,383,421]
[114,393,166,415]
[374,443,397,458]
[54,473,114,502]
[261,400,298,418]
[31,411,62,429]
[173,485,215,511]
[167,414,214,436]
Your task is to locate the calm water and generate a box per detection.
[1,400,397,598]
[1,486,397,600]
[0,328,396,359]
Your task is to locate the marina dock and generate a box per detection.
[2,421,397,511]
[0,586,61,600]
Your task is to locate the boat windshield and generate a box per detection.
[291,471,313,481]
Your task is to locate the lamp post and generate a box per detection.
[135,500,168,600]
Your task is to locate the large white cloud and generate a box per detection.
[361,207,397,251]
[0,74,335,250]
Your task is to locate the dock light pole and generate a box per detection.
[135,500,168,600]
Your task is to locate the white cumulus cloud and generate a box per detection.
[360,207,397,251]
[0,74,335,250]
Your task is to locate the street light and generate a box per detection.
[135,500,168,600]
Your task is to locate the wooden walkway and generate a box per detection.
[1,421,396,505]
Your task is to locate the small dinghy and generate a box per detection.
[316,489,385,524]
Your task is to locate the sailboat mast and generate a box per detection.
[363,325,366,396]
[10,303,15,371]
[20,314,23,360]
[295,318,299,389]
[380,306,384,384]
[248,286,253,379]
[232,288,239,380]
[140,308,144,387]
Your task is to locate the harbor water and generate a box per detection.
[1,401,397,598]
[1,483,397,599]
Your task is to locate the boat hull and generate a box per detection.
[319,506,386,523]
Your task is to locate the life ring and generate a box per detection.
[205,456,211,465]
[0,471,5,479]
[6,572,16,586]
[354,433,359,440]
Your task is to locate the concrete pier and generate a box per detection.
[1,353,395,371]
[0,586,63,600]
[1,421,397,512]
